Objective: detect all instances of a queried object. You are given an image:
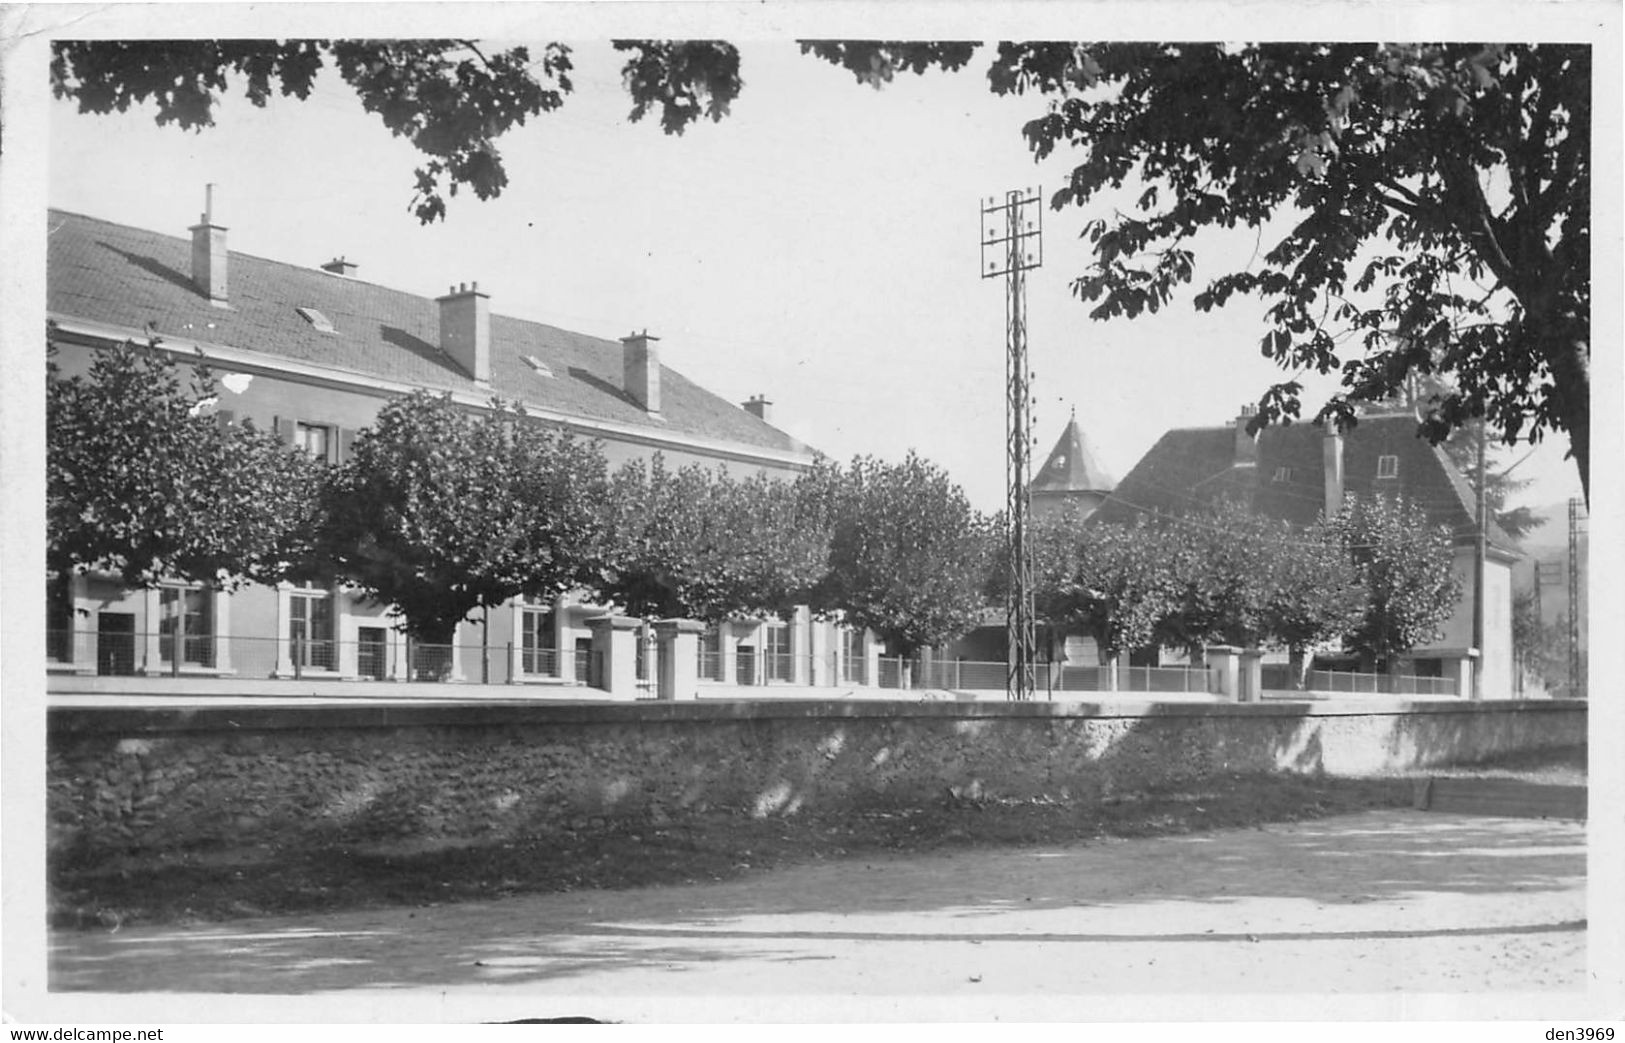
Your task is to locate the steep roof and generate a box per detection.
[1089,412,1519,556]
[1032,413,1115,494]
[46,209,808,458]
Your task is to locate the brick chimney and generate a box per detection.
[621,330,661,414]
[436,282,490,384]
[1234,404,1259,467]
[188,184,228,305]
[320,256,358,277]
[743,394,773,424]
[1322,424,1345,519]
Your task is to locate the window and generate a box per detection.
[520,606,557,676]
[697,626,722,681]
[295,306,336,333]
[289,589,335,670]
[764,623,793,682]
[1272,466,1294,483]
[159,586,215,667]
[296,422,331,461]
[1376,454,1400,479]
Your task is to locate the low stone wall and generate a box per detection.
[47,698,1585,859]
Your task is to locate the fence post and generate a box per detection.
[404,634,412,683]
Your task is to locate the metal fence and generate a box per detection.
[1302,669,1458,697]
[885,658,1210,694]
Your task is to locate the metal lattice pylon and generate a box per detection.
[981,188,1043,701]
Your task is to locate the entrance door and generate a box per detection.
[736,644,757,686]
[357,627,388,680]
[96,613,136,676]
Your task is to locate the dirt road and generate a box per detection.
[44,808,1588,1023]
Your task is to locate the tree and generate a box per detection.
[598,456,827,624]
[1152,502,1281,661]
[315,391,610,646]
[805,42,1591,502]
[50,39,739,224]
[814,453,991,658]
[1034,520,1178,688]
[1259,517,1366,687]
[47,333,320,588]
[1334,494,1461,674]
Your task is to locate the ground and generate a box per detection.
[37,747,1591,1021]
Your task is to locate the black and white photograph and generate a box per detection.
[2,1,1620,1034]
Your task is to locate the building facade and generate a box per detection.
[46,199,880,696]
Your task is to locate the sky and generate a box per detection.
[38,25,1596,515]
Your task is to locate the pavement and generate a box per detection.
[43,808,1589,1023]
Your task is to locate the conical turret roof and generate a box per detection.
[1032,412,1115,493]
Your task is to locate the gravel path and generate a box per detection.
[46,808,1587,1022]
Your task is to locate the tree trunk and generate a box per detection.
[1288,648,1309,690]
[1544,335,1590,507]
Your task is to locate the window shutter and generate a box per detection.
[275,417,296,444]
[337,427,354,464]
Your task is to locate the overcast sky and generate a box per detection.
[43,24,1591,516]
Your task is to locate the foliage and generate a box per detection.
[1032,518,1175,663]
[49,39,743,225]
[599,456,827,624]
[316,391,610,643]
[1512,588,1569,693]
[46,334,320,588]
[815,452,991,656]
[1152,502,1283,658]
[1334,494,1461,672]
[805,42,1592,502]
[1261,517,1365,671]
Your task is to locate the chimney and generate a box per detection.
[621,330,661,414]
[1322,424,1345,519]
[321,256,358,277]
[1234,404,1259,467]
[188,184,228,304]
[436,282,491,384]
[743,394,773,424]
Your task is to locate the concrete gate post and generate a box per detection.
[587,614,643,699]
[1206,645,1241,700]
[654,618,706,701]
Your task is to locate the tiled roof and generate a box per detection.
[46,209,809,457]
[1089,413,1519,555]
[1032,414,1114,493]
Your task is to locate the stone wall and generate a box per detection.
[47,699,1586,859]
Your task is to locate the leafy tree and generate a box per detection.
[50,39,737,224]
[1260,517,1366,687]
[599,456,827,624]
[1035,520,1177,687]
[316,391,610,644]
[1153,502,1281,660]
[46,334,320,588]
[804,42,1592,502]
[815,452,991,658]
[1334,494,1461,673]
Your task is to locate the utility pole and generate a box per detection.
[1471,421,1487,700]
[981,187,1043,701]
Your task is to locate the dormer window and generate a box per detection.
[296,306,336,334]
[523,354,554,378]
[1376,455,1400,479]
